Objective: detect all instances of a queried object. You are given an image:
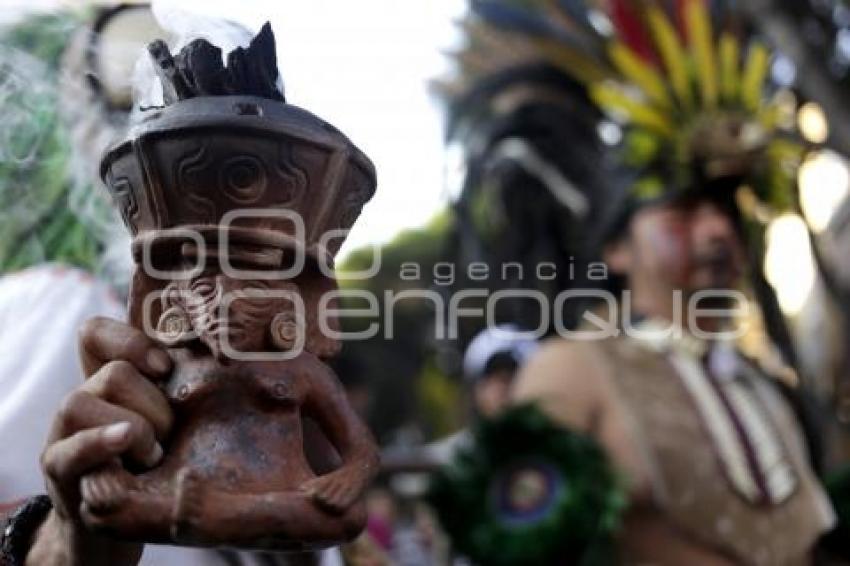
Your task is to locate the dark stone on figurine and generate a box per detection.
[149,22,285,105]
[81,23,379,550]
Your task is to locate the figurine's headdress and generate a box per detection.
[101,24,376,356]
[101,23,376,269]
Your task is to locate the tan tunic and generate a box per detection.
[516,328,835,565]
[594,332,834,566]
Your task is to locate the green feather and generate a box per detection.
[632,176,666,200]
[625,129,663,166]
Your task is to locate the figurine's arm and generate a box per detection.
[300,363,379,513]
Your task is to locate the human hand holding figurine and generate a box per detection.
[27,317,173,566]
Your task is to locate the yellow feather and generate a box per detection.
[647,5,693,110]
[608,41,672,109]
[719,33,740,103]
[742,43,770,112]
[590,83,676,136]
[685,0,718,108]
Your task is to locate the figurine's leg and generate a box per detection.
[80,466,175,542]
[172,468,366,549]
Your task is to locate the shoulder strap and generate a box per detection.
[740,356,825,477]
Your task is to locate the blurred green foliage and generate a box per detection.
[416,360,463,439]
[337,209,461,442]
[0,10,102,274]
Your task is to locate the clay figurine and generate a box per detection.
[80,23,380,550]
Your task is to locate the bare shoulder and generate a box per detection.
[512,338,610,433]
[513,338,602,394]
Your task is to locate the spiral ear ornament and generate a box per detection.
[270,311,303,351]
[156,306,193,346]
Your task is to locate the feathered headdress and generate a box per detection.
[440,0,812,219]
[437,0,822,366]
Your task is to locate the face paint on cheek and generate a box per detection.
[644,221,692,286]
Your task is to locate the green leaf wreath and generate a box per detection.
[428,404,625,565]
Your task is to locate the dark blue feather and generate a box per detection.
[709,0,743,31]
[554,0,593,29]
[472,0,559,38]
[472,0,605,57]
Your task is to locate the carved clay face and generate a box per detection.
[156,249,304,361]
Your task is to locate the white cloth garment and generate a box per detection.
[0,264,125,501]
[0,264,341,566]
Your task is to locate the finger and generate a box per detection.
[324,480,344,504]
[85,476,108,509]
[300,477,320,496]
[48,391,162,468]
[42,422,134,500]
[79,316,172,379]
[82,470,128,513]
[332,487,354,510]
[321,492,341,511]
[87,468,113,502]
[82,360,173,439]
[338,487,358,508]
[308,480,343,511]
[80,476,96,504]
[322,491,346,513]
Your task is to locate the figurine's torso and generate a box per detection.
[157,351,316,493]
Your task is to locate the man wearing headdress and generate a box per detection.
[515,187,835,564]
[437,0,844,563]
